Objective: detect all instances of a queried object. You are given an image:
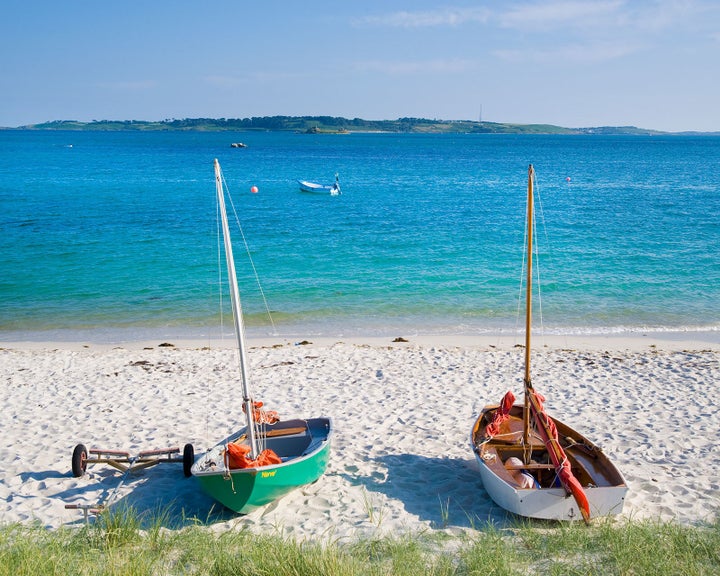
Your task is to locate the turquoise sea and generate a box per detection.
[1,130,718,342]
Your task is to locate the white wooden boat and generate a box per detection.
[470,165,627,522]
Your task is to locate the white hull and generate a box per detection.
[298,179,340,195]
[473,452,627,521]
[470,403,628,521]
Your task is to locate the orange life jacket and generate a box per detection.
[225,442,282,469]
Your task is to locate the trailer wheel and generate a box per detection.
[183,443,194,477]
[72,444,88,477]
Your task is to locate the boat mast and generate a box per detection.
[214,159,260,459]
[523,164,535,461]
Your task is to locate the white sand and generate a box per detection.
[1,334,718,539]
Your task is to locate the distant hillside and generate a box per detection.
[12,116,669,135]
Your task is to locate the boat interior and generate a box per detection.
[473,406,625,490]
[232,417,330,461]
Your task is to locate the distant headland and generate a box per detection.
[5,116,717,135]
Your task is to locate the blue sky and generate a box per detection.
[2,1,719,131]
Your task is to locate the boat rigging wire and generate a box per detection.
[217,169,277,334]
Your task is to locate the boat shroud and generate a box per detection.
[469,165,627,522]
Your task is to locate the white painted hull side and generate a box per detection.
[474,452,628,521]
[297,180,340,195]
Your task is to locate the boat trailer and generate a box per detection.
[65,443,194,522]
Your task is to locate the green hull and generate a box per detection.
[192,418,332,514]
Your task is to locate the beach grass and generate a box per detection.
[0,508,718,575]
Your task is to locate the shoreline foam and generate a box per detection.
[2,329,719,352]
[1,337,718,537]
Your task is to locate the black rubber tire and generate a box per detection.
[183,443,194,477]
[71,444,88,477]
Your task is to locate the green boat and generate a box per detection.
[190,160,332,514]
[192,417,332,513]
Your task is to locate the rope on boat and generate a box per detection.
[550,454,570,488]
[223,449,236,493]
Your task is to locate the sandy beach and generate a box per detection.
[1,334,718,539]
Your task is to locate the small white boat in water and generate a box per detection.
[298,174,340,195]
